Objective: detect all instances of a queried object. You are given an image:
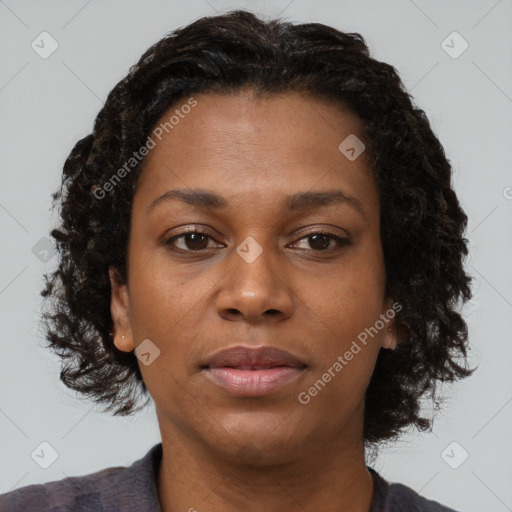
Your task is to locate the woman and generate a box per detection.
[0,9,474,512]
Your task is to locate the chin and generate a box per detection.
[203,416,308,465]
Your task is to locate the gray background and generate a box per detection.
[1,1,511,510]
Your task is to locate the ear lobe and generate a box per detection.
[382,325,398,350]
[381,297,398,351]
[109,266,135,352]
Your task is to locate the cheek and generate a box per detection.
[126,245,184,347]
[300,272,384,411]
[126,263,197,400]
[129,273,195,342]
[319,253,385,332]
[126,245,218,372]
[128,228,189,317]
[302,243,386,390]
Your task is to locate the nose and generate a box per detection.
[215,240,294,323]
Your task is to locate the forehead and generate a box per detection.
[134,90,376,214]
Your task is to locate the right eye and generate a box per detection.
[163,229,224,252]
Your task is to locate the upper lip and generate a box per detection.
[202,345,307,369]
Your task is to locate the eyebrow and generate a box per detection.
[147,188,366,218]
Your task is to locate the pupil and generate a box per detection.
[186,233,207,250]
[310,234,330,250]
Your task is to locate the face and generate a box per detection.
[110,89,397,464]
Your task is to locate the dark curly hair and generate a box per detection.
[40,9,476,445]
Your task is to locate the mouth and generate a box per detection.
[201,345,307,397]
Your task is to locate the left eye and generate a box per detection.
[289,232,350,251]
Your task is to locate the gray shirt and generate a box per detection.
[0,443,461,511]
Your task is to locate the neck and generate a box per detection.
[156,409,375,512]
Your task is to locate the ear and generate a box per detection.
[109,266,135,352]
[380,297,399,351]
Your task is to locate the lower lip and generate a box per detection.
[203,367,306,397]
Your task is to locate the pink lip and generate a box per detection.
[201,345,307,397]
[204,367,306,397]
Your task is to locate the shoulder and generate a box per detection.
[369,468,463,512]
[386,482,462,512]
[0,465,126,511]
[0,443,162,512]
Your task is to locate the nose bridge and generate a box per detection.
[216,234,293,320]
[233,234,279,300]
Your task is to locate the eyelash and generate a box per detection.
[163,227,351,254]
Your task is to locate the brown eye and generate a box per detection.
[164,230,220,252]
[290,231,351,252]
[163,229,350,254]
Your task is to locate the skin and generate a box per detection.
[109,89,397,512]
